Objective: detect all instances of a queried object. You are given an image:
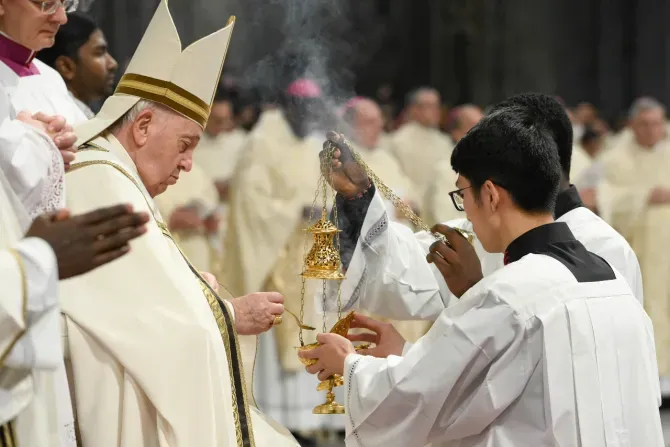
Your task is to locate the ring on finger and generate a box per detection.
[272,315,282,326]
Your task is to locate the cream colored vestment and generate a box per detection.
[61,134,298,446]
[597,136,670,380]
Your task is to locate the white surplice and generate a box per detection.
[388,122,453,198]
[0,58,87,124]
[61,133,298,446]
[342,252,664,447]
[0,50,87,214]
[0,169,64,446]
[326,190,644,322]
[0,91,76,446]
[0,84,66,218]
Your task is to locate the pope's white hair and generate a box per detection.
[628,97,666,119]
[109,100,170,134]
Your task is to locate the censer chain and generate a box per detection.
[299,174,325,346]
[329,175,344,322]
[331,138,449,244]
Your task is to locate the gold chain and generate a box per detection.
[299,174,324,346]
[327,138,474,245]
[330,177,343,322]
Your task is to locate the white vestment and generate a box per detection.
[0,55,87,213]
[223,110,343,431]
[194,129,248,183]
[193,129,248,253]
[0,170,64,446]
[0,58,87,123]
[154,162,220,272]
[61,134,298,446]
[327,189,645,322]
[388,122,453,198]
[0,83,66,218]
[343,250,663,446]
[0,90,76,445]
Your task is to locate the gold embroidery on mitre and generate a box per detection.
[115,73,210,128]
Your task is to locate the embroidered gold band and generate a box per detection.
[0,420,16,447]
[67,159,255,447]
[115,73,210,128]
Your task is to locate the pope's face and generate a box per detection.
[0,0,68,51]
[134,110,201,197]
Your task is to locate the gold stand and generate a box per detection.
[313,377,345,414]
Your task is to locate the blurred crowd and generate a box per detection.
[30,10,670,447]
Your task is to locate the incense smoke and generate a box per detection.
[232,0,381,135]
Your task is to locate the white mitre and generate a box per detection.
[75,0,234,146]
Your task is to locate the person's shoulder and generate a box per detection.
[472,254,575,314]
[563,207,636,260]
[33,60,67,86]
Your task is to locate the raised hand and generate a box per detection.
[426,224,483,297]
[25,204,150,279]
[319,131,370,198]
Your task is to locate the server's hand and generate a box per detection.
[346,313,406,358]
[427,224,483,297]
[26,204,149,279]
[300,333,354,380]
[319,131,370,199]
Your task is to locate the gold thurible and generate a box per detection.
[296,134,475,416]
[295,141,349,415]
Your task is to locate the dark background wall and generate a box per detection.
[87,0,670,122]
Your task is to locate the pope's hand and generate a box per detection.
[346,313,406,358]
[319,131,370,199]
[231,292,284,335]
[299,333,355,381]
[200,272,219,292]
[426,224,483,297]
[17,111,78,170]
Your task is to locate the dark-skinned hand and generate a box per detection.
[426,224,483,298]
[319,131,370,199]
[25,204,150,280]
